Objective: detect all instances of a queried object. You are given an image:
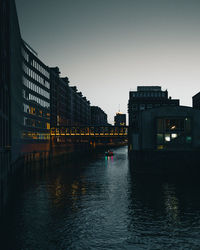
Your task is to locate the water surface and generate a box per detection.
[1,146,200,249]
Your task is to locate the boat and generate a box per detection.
[105,150,114,156]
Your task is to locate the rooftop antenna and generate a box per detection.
[118,104,120,113]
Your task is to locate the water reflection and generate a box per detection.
[128,172,200,249]
[1,147,200,249]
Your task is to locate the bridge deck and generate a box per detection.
[51,126,128,137]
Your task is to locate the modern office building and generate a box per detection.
[91,106,108,125]
[114,112,126,126]
[22,41,51,148]
[128,86,179,131]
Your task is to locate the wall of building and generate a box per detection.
[0,0,11,153]
[9,0,23,163]
[137,106,200,151]
[91,106,107,125]
[128,86,179,130]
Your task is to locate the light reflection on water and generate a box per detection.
[1,146,200,250]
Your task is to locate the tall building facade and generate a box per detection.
[128,86,179,131]
[70,86,91,126]
[0,0,23,162]
[114,113,126,126]
[50,67,71,127]
[91,106,108,125]
[21,41,51,146]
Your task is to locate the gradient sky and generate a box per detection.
[16,0,200,124]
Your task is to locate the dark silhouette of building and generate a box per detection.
[192,92,200,110]
[128,86,179,131]
[50,67,71,127]
[70,86,91,126]
[129,106,200,174]
[0,0,23,162]
[91,106,107,125]
[114,112,126,126]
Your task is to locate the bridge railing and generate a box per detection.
[50,126,128,137]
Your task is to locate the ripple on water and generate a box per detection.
[1,146,200,249]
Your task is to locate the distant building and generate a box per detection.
[70,86,91,126]
[50,67,71,127]
[91,106,107,126]
[128,86,179,131]
[192,92,200,110]
[50,71,91,127]
[114,113,126,126]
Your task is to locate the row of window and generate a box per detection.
[22,132,50,140]
[23,103,50,119]
[157,118,191,133]
[131,92,166,98]
[23,76,50,99]
[22,49,50,79]
[157,133,192,145]
[24,117,50,129]
[23,90,50,109]
[23,63,50,89]
[131,103,177,111]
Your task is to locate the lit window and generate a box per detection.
[165,134,171,142]
[171,133,178,139]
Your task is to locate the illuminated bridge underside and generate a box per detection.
[51,126,128,137]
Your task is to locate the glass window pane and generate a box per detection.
[157,134,163,144]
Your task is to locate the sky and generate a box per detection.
[16,0,200,124]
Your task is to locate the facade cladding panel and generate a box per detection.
[21,42,50,141]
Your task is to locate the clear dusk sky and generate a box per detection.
[16,0,200,124]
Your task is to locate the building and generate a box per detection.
[114,112,126,126]
[192,92,200,110]
[70,86,91,126]
[50,67,71,127]
[0,0,23,163]
[129,106,200,174]
[21,41,51,153]
[128,86,179,131]
[91,106,108,126]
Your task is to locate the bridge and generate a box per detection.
[50,126,128,138]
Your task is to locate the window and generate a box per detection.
[140,104,145,110]
[156,117,192,150]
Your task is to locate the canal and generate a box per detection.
[1,146,200,249]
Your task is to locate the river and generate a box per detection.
[1,146,200,249]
